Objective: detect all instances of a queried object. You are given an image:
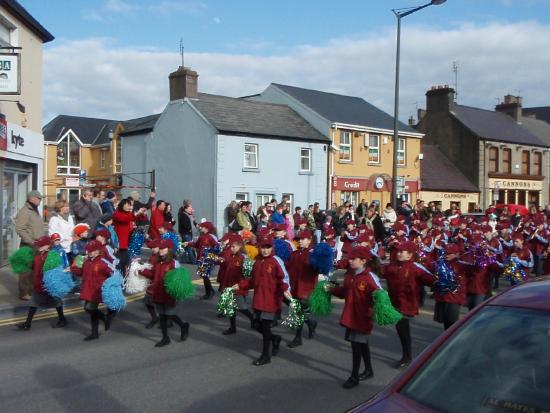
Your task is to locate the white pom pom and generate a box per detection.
[124,260,152,294]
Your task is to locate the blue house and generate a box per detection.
[120,67,329,233]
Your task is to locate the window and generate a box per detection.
[368,134,380,163]
[397,138,406,166]
[534,152,542,175]
[502,148,511,174]
[300,148,311,172]
[340,191,358,206]
[115,138,122,173]
[488,147,498,173]
[244,143,259,169]
[339,131,351,161]
[235,192,248,202]
[56,133,81,175]
[521,150,530,175]
[256,194,273,209]
[0,18,15,46]
[400,193,411,203]
[100,150,106,169]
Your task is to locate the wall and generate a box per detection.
[216,134,327,230]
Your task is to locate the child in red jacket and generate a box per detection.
[18,236,67,330]
[141,239,161,328]
[328,246,382,389]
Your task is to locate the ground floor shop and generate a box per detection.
[420,191,480,212]
[486,177,545,208]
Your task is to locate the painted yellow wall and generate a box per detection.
[420,191,480,212]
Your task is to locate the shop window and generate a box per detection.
[521,150,530,175]
[400,193,411,204]
[507,190,517,204]
[517,191,526,206]
[339,131,351,162]
[534,152,542,175]
[488,147,498,173]
[300,148,311,172]
[100,150,106,169]
[57,132,81,175]
[115,138,122,173]
[502,148,511,173]
[340,191,358,206]
[244,143,259,169]
[397,138,406,166]
[368,134,380,164]
[529,190,540,207]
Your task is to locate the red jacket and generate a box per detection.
[142,258,176,305]
[32,251,49,295]
[341,229,359,256]
[433,259,469,305]
[73,256,112,303]
[188,233,218,260]
[286,248,318,300]
[239,254,289,313]
[148,208,165,240]
[330,269,381,334]
[383,261,434,317]
[218,252,248,296]
[113,210,136,250]
[467,265,491,295]
[142,254,160,295]
[388,235,409,262]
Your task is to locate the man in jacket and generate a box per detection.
[73,189,102,229]
[178,200,197,263]
[14,190,45,300]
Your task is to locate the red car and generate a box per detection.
[349,278,550,413]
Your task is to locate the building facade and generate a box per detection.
[249,84,423,208]
[0,0,53,265]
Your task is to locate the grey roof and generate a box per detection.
[120,114,161,136]
[421,144,479,192]
[271,83,417,134]
[1,0,54,42]
[43,115,119,145]
[451,105,549,147]
[523,106,550,125]
[520,116,550,147]
[191,93,329,143]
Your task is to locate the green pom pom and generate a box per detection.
[242,257,254,279]
[282,299,305,330]
[8,246,35,275]
[217,288,237,317]
[373,289,402,326]
[73,255,85,269]
[164,267,196,301]
[308,281,333,316]
[43,251,62,273]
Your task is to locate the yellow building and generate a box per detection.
[250,83,424,208]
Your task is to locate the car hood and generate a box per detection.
[348,393,438,413]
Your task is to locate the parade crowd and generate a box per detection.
[11,188,548,389]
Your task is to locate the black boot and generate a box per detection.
[155,315,171,347]
[223,315,237,335]
[84,310,100,341]
[200,278,214,300]
[168,315,189,341]
[306,319,317,339]
[104,310,116,331]
[17,306,37,330]
[344,342,362,388]
[360,342,374,379]
[271,334,282,356]
[239,308,253,322]
[395,319,412,368]
[145,304,158,328]
[287,327,303,348]
[53,307,67,328]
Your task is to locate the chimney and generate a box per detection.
[426,85,455,114]
[495,94,522,122]
[417,108,427,122]
[408,115,415,126]
[169,66,198,100]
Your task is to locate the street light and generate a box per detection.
[391,0,446,209]
[0,99,26,113]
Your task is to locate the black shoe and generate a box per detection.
[53,319,67,328]
[252,356,271,366]
[307,320,317,339]
[155,336,171,347]
[222,328,236,335]
[104,313,114,331]
[200,293,213,300]
[84,333,99,341]
[17,322,31,331]
[217,313,225,318]
[272,335,282,356]
[180,322,190,341]
[145,319,158,329]
[359,369,374,381]
[394,358,411,369]
[287,338,302,348]
[343,376,360,389]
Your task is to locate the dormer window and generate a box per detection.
[57,132,81,175]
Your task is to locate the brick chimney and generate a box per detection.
[426,85,455,113]
[495,94,522,122]
[169,66,198,100]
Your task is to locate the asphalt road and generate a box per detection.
[0,284,444,413]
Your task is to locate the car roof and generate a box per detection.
[488,277,550,311]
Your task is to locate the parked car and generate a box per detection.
[348,277,550,413]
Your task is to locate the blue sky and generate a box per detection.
[21,0,550,122]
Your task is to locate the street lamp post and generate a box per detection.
[391,0,446,209]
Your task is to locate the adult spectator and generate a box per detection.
[357,199,369,222]
[225,201,239,229]
[326,202,338,218]
[164,202,176,226]
[113,198,146,274]
[178,200,197,263]
[313,202,326,243]
[14,190,44,300]
[382,203,397,233]
[92,190,105,212]
[270,204,286,225]
[366,207,385,242]
[236,201,253,231]
[397,200,413,226]
[332,206,348,236]
[130,190,155,227]
[149,200,167,240]
[101,191,116,214]
[48,200,75,261]
[73,189,102,229]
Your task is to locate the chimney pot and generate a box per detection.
[169,66,198,100]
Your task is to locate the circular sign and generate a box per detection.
[374,177,384,189]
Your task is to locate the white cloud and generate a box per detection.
[42,21,550,124]
[213,16,221,24]
[104,0,137,13]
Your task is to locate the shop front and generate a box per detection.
[488,177,543,208]
[420,191,480,212]
[0,118,44,265]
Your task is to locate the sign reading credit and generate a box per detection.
[332,177,368,191]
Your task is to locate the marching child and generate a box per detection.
[140,239,161,328]
[50,233,69,268]
[71,223,90,257]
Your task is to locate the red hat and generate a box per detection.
[295,230,313,239]
[85,240,104,254]
[160,221,173,231]
[73,223,90,237]
[533,215,545,226]
[397,215,406,222]
[431,228,442,237]
[358,224,369,231]
[272,223,286,232]
[512,233,524,242]
[393,222,406,232]
[471,234,484,244]
[324,228,336,237]
[480,216,489,224]
[229,234,244,245]
[50,233,61,241]
[34,235,52,248]
[146,239,160,248]
[158,239,173,250]
[432,217,444,226]
[355,234,370,244]
[470,223,480,232]
[396,241,417,254]
[415,222,428,231]
[258,236,274,247]
[347,246,372,261]
[219,233,232,242]
[257,228,270,237]
[198,221,214,232]
[481,225,493,234]
[345,220,356,226]
[93,229,111,239]
[445,243,461,255]
[496,221,511,231]
[458,218,468,225]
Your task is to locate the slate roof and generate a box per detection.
[523,106,550,125]
[421,144,479,192]
[43,115,120,146]
[520,116,550,147]
[1,0,54,42]
[120,114,161,136]
[271,83,418,134]
[190,93,329,143]
[451,105,548,147]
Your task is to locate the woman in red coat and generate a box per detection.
[18,236,67,330]
[142,239,190,347]
[217,235,253,335]
[235,235,292,366]
[113,198,146,274]
[148,200,166,240]
[328,246,382,389]
[72,240,114,341]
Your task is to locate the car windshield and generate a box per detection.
[400,306,550,413]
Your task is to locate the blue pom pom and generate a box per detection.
[162,232,181,254]
[128,228,146,258]
[433,258,458,294]
[196,245,221,279]
[274,239,292,262]
[309,242,334,274]
[43,266,75,299]
[102,270,126,311]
